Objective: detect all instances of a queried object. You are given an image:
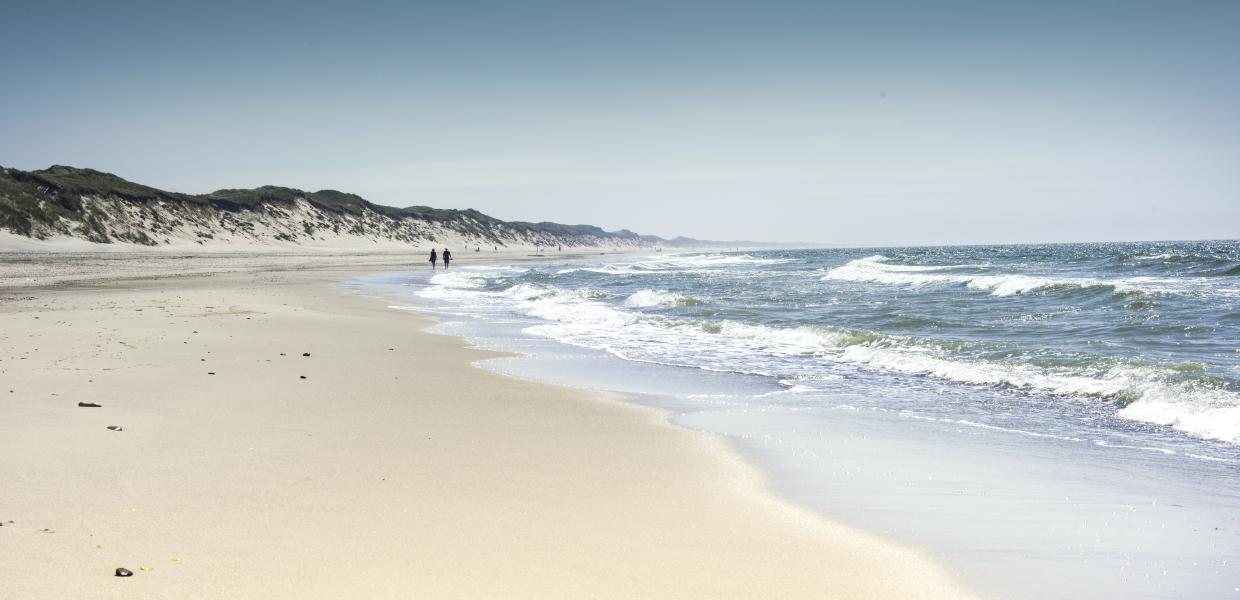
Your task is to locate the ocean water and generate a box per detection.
[363,240,1240,598]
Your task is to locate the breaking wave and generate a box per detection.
[427,273,1240,444]
[622,289,703,308]
[822,255,1159,296]
[409,244,1240,449]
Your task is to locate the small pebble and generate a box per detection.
[106,426,123,431]
[302,353,310,357]
[78,402,102,408]
[115,567,133,577]
[299,375,307,380]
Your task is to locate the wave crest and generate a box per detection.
[623,289,703,308]
[823,255,1143,297]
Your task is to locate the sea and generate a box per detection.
[358,240,1240,599]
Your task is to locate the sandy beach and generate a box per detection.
[0,255,972,598]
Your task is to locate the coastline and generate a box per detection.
[0,258,973,598]
[372,253,1240,600]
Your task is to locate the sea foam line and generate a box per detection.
[417,271,1240,445]
[822,255,1164,297]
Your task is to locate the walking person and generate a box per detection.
[429,248,438,269]
[442,247,452,268]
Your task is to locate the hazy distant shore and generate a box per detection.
[0,253,971,599]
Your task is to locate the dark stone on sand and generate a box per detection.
[78,402,102,407]
[299,375,307,379]
[115,567,133,577]
[302,352,310,357]
[106,426,123,431]
[208,372,215,375]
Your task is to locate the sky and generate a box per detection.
[2,0,1238,245]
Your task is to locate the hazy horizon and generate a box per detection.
[3,1,1238,246]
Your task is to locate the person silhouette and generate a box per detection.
[429,248,438,269]
[443,248,452,268]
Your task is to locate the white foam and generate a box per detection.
[823,255,1145,297]
[1118,392,1240,445]
[660,253,795,268]
[428,270,487,289]
[558,253,793,276]
[837,345,1240,443]
[623,289,691,308]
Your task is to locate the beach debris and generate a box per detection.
[115,567,133,577]
[302,352,310,357]
[78,402,102,408]
[208,372,215,375]
[171,556,185,563]
[299,375,307,379]
[139,565,153,573]
[106,426,123,431]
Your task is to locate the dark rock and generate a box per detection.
[302,352,310,357]
[115,567,133,577]
[299,375,307,379]
[208,372,215,375]
[78,402,102,408]
[106,426,123,431]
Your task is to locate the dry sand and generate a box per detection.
[0,258,975,598]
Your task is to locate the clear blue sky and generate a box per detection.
[2,0,1237,245]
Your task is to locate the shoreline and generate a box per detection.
[0,258,973,598]
[383,255,1240,599]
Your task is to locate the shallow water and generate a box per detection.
[358,241,1240,598]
